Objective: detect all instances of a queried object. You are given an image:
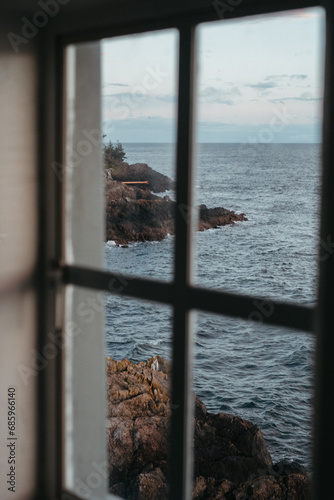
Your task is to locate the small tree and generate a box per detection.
[103,140,127,170]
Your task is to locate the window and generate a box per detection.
[1,1,333,500]
[62,6,325,500]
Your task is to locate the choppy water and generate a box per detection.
[105,143,321,470]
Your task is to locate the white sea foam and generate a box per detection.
[105,240,117,247]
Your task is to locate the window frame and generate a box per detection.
[45,1,333,499]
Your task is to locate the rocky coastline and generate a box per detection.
[106,356,310,499]
[105,163,247,246]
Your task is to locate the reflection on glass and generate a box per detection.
[105,296,173,498]
[102,30,178,281]
[194,8,325,303]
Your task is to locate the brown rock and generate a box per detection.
[106,357,170,419]
[107,417,134,484]
[110,162,175,193]
[284,473,310,499]
[198,204,247,232]
[132,467,168,500]
[104,166,247,245]
[251,476,282,499]
[106,357,310,499]
[193,476,208,499]
[214,479,234,498]
[133,417,170,469]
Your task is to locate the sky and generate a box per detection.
[102,7,326,143]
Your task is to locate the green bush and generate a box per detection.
[103,140,126,170]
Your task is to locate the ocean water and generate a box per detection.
[105,143,321,470]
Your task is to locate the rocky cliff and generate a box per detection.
[110,162,175,193]
[106,356,310,499]
[105,163,247,245]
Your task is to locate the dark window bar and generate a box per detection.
[170,23,197,500]
[58,1,327,47]
[63,264,314,333]
[313,3,334,499]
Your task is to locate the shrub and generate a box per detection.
[103,140,127,170]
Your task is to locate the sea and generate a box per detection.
[104,143,321,471]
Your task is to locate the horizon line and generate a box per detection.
[117,141,322,145]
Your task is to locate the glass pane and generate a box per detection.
[102,30,178,281]
[194,7,325,305]
[105,296,173,499]
[193,312,314,497]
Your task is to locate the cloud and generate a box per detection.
[196,121,322,143]
[294,96,322,102]
[291,74,308,80]
[103,92,175,103]
[265,74,308,82]
[270,91,322,103]
[102,116,177,143]
[199,86,237,105]
[265,74,289,81]
[102,91,177,123]
[245,82,277,90]
[102,117,322,143]
[155,95,177,103]
[229,86,242,96]
[102,82,129,88]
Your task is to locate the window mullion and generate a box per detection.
[313,4,334,498]
[62,41,107,499]
[62,264,314,332]
[169,23,197,500]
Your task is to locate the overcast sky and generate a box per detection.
[102,7,325,143]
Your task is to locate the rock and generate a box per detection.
[105,178,174,245]
[198,205,247,231]
[109,162,175,193]
[194,412,272,484]
[146,355,172,375]
[105,166,247,245]
[132,467,168,500]
[106,357,310,499]
[193,475,207,499]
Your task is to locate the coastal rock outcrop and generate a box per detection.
[110,162,175,193]
[105,165,247,245]
[106,356,310,499]
[105,179,174,245]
